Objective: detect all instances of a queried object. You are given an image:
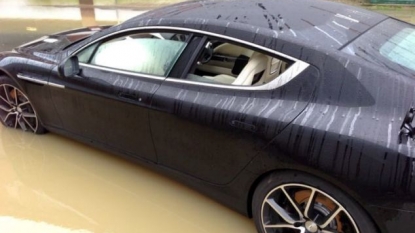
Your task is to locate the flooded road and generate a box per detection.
[0,1,414,232]
[0,127,256,233]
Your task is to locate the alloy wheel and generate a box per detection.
[261,183,359,233]
[0,84,38,133]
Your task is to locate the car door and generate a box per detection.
[49,31,190,162]
[149,34,319,185]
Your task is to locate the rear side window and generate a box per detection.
[183,39,294,86]
[342,19,415,77]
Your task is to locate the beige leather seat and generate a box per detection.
[203,74,236,84]
[204,52,269,86]
[232,52,268,85]
[254,57,283,85]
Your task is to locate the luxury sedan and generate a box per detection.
[1,0,414,232]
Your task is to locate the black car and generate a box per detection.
[1,0,415,232]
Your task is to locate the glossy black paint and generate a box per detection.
[0,0,414,232]
[149,65,319,184]
[49,65,161,161]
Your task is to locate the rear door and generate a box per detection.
[149,33,319,184]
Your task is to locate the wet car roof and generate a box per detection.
[133,0,388,49]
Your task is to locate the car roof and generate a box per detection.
[131,0,388,50]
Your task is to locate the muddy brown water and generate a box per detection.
[0,127,256,233]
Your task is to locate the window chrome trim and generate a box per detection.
[72,26,300,62]
[79,63,166,81]
[73,26,310,90]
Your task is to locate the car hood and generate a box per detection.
[15,26,111,58]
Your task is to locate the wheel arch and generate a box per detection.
[0,68,22,89]
[247,167,362,216]
[0,68,14,80]
[246,168,383,232]
[0,71,47,132]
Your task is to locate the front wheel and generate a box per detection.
[0,76,46,134]
[252,171,378,233]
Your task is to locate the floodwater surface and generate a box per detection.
[0,127,256,233]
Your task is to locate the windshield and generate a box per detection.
[342,18,415,77]
[62,32,95,50]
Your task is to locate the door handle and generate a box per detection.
[230,120,257,132]
[118,92,143,102]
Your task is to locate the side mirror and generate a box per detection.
[59,56,80,78]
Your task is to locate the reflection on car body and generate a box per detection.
[1,0,415,232]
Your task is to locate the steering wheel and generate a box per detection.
[172,34,187,41]
[199,42,213,64]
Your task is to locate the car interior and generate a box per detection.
[77,32,293,87]
[187,40,292,86]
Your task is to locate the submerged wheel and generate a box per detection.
[252,171,378,233]
[0,76,45,134]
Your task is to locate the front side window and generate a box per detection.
[77,32,188,76]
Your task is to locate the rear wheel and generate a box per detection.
[252,171,378,233]
[0,75,46,134]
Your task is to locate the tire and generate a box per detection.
[252,171,378,233]
[0,75,46,134]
